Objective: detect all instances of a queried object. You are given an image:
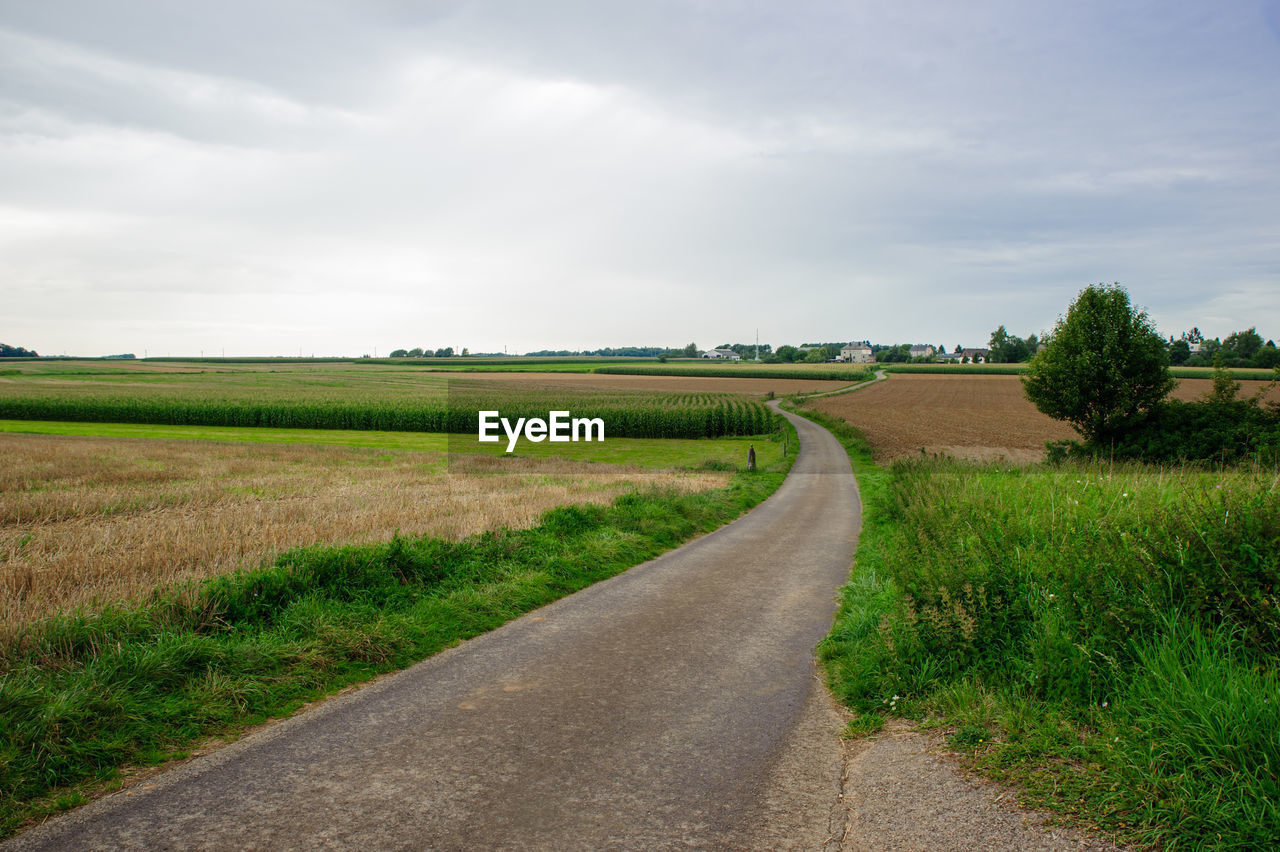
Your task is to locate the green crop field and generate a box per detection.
[0,361,779,438]
[0,420,781,470]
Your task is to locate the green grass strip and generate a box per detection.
[0,419,783,470]
[0,451,793,838]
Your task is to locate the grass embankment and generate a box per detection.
[793,403,1279,849]
[0,432,794,838]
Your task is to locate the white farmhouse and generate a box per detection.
[839,342,874,363]
[703,348,742,360]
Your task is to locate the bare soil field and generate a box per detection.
[811,374,1074,463]
[1171,377,1280,403]
[0,433,723,637]
[810,374,1280,463]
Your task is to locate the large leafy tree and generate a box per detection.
[1023,283,1174,443]
[1222,327,1263,362]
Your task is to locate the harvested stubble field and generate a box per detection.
[0,433,725,638]
[811,374,1280,463]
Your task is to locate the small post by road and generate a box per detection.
[747,443,756,471]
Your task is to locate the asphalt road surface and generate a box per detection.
[9,405,862,851]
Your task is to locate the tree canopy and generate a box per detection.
[1022,283,1174,443]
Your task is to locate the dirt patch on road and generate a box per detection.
[834,721,1123,851]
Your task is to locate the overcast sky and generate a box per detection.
[3,1,1278,356]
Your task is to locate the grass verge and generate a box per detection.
[0,437,794,839]
[790,399,1280,849]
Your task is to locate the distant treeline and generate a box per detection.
[524,347,672,357]
[0,343,38,358]
[1170,327,1278,369]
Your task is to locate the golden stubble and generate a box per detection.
[1,434,726,637]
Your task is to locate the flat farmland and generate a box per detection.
[0,360,797,637]
[1169,377,1280,403]
[0,432,726,638]
[0,359,849,396]
[810,374,1280,463]
[0,362,791,438]
[441,370,850,395]
[811,374,1074,463]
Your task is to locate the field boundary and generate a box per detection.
[793,368,888,400]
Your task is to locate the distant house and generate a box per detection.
[908,345,936,359]
[839,342,874,363]
[958,348,989,363]
[703,348,741,360]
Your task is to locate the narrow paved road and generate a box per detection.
[9,406,861,851]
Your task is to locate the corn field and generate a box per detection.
[0,391,776,438]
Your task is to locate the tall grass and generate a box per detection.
[806,412,1280,847]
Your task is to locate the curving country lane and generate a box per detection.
[7,404,862,851]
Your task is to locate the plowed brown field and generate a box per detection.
[811,375,1072,463]
[810,374,1279,463]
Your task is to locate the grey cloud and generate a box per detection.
[1,0,1278,355]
